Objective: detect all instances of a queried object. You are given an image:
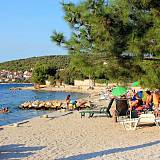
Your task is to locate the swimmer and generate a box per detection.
[0,107,9,113]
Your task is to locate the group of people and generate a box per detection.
[65,88,160,115]
[66,95,87,110]
[128,89,160,116]
[0,107,9,114]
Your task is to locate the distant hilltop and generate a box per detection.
[0,55,70,72]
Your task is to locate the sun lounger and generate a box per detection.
[80,98,114,118]
[123,113,160,130]
[135,113,160,128]
[122,118,139,130]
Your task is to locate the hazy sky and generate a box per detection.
[0,0,78,62]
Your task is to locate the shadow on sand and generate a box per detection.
[47,111,73,120]
[57,140,160,160]
[0,144,45,160]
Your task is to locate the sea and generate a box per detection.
[0,84,85,126]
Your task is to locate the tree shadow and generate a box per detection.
[57,140,160,160]
[0,144,45,160]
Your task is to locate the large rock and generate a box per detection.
[19,100,65,110]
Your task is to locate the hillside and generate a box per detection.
[0,55,70,71]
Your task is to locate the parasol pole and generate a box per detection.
[129,107,132,129]
[128,101,132,130]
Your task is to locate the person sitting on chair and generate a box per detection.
[145,90,153,109]
[129,94,144,111]
[130,90,137,101]
[153,91,160,117]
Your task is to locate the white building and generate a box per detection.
[23,71,32,79]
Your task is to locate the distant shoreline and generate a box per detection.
[0,82,33,85]
[20,86,91,94]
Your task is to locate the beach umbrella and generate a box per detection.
[131,82,141,92]
[111,86,127,97]
[131,81,140,87]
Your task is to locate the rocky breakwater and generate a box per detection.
[19,100,66,110]
[10,87,22,90]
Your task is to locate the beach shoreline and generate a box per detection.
[19,85,102,94]
[0,86,160,160]
[0,82,33,85]
[0,84,90,126]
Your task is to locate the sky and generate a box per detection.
[0,0,79,62]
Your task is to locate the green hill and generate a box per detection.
[0,55,70,71]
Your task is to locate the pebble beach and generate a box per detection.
[0,86,160,160]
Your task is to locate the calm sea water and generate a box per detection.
[0,84,85,126]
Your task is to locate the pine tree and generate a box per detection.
[51,0,160,89]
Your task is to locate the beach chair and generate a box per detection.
[80,98,114,118]
[114,98,129,122]
[133,113,160,130]
[99,91,109,100]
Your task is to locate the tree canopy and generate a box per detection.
[32,63,57,84]
[0,55,70,72]
[51,0,160,89]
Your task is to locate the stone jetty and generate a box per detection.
[19,100,66,110]
[10,87,22,90]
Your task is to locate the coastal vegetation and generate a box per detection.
[51,0,160,89]
[0,55,70,84]
[32,63,57,84]
[0,55,70,72]
[1,1,159,89]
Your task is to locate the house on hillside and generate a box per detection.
[23,71,32,79]
[4,78,9,82]
[0,78,4,83]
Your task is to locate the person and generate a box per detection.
[66,95,71,109]
[76,100,87,110]
[153,91,160,117]
[137,90,143,99]
[87,86,94,90]
[0,107,9,113]
[129,93,143,111]
[145,90,153,109]
[121,94,127,99]
[153,91,159,108]
[131,90,137,101]
[70,100,77,109]
[4,107,9,112]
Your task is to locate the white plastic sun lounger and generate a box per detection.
[123,114,160,130]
